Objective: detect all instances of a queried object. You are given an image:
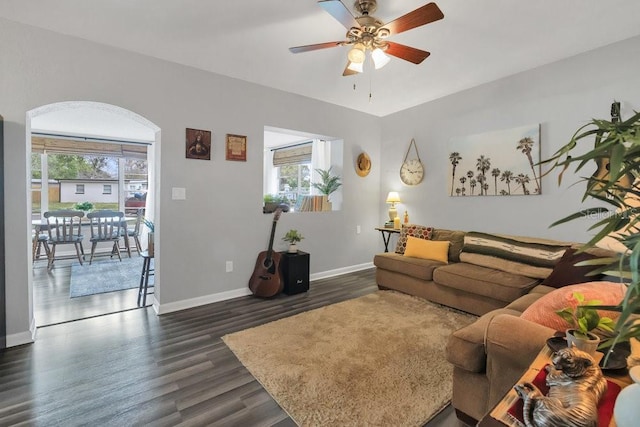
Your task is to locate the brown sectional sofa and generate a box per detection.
[373,227,614,424]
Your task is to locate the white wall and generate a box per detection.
[0,19,382,344]
[380,36,640,243]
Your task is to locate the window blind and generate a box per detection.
[31,136,148,159]
[272,143,312,166]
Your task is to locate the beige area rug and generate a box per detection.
[222,290,476,426]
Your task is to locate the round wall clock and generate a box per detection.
[400,138,424,186]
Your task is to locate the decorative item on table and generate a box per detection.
[384,221,394,228]
[185,128,211,160]
[393,217,401,230]
[311,167,342,211]
[282,229,304,253]
[404,211,409,223]
[225,133,247,161]
[513,347,608,427]
[385,191,401,221]
[555,291,615,356]
[143,217,155,256]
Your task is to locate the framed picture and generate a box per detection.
[226,134,247,161]
[447,124,541,197]
[186,128,211,160]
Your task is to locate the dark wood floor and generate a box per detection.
[33,256,152,327]
[2,268,466,426]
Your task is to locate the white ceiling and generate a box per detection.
[3,0,640,117]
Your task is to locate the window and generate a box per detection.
[31,141,149,221]
[263,126,343,213]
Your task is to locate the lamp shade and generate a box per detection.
[372,48,391,69]
[386,191,401,204]
[347,43,366,64]
[347,61,364,73]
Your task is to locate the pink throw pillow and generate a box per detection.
[520,282,627,334]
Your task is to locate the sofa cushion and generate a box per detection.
[446,308,522,373]
[540,247,605,288]
[374,253,441,281]
[394,223,434,254]
[460,231,570,278]
[431,229,466,262]
[404,237,449,263]
[434,262,541,303]
[520,281,628,335]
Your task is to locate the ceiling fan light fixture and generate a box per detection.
[347,43,366,63]
[371,48,391,69]
[347,60,364,73]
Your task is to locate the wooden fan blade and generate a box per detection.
[385,42,431,64]
[319,0,360,30]
[343,63,359,76]
[289,41,343,53]
[381,2,444,36]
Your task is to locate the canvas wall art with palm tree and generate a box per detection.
[447,124,541,197]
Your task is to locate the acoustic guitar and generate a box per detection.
[248,208,284,297]
[590,101,633,197]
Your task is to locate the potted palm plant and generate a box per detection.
[311,167,342,211]
[543,107,640,355]
[282,229,304,253]
[143,217,155,256]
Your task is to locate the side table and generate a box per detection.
[137,250,154,306]
[375,227,400,252]
[478,345,631,427]
[280,251,310,295]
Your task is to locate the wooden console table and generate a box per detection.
[479,345,631,427]
[375,227,400,252]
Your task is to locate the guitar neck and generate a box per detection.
[265,218,278,261]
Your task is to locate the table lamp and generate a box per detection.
[386,191,401,221]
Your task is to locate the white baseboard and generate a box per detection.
[310,262,374,281]
[156,287,253,315]
[6,317,37,348]
[156,262,374,315]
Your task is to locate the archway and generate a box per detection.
[26,101,161,329]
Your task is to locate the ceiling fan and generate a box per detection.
[289,0,444,76]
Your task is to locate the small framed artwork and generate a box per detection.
[186,128,211,160]
[225,134,247,161]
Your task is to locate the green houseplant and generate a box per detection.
[282,229,304,253]
[543,108,640,352]
[311,167,342,211]
[556,292,616,355]
[143,217,155,255]
[311,167,342,197]
[263,194,289,214]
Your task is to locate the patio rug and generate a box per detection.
[69,256,153,298]
[222,290,476,426]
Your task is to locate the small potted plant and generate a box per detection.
[311,167,342,211]
[556,292,616,356]
[263,194,289,213]
[282,229,304,253]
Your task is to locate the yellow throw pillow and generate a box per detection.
[403,236,449,263]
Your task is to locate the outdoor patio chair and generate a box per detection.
[44,209,86,270]
[87,210,124,264]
